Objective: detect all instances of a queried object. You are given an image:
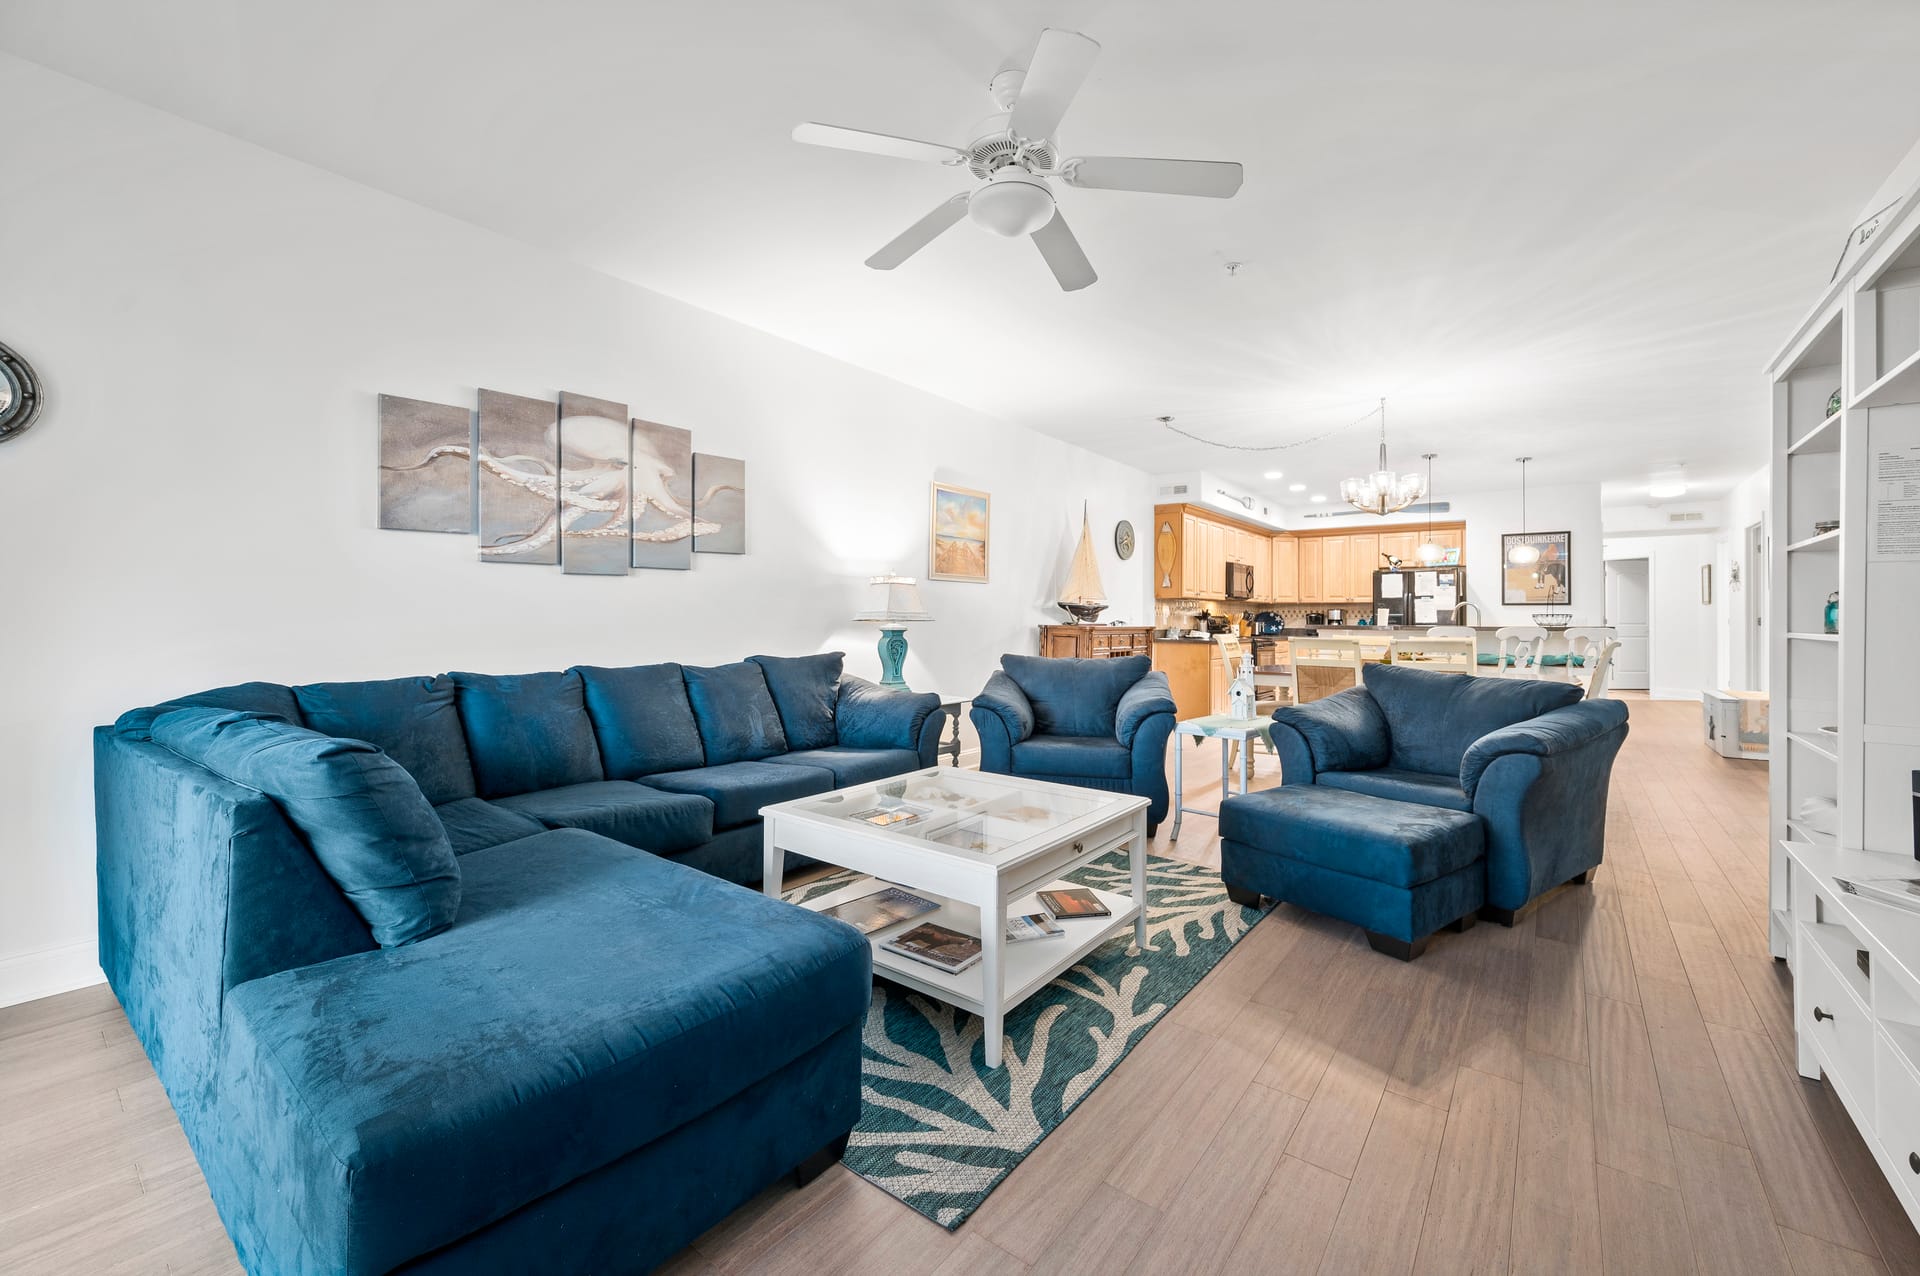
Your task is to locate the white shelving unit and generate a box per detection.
[1766,163,1920,1228]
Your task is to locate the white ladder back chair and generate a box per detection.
[1584,639,1621,699]
[1562,626,1615,683]
[1494,625,1547,675]
[1289,636,1364,704]
[1425,626,1477,638]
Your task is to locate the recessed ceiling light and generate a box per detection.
[1649,478,1688,499]
[1309,493,1327,503]
[1263,470,1284,480]
[1289,483,1306,492]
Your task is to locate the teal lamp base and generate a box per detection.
[876,625,911,690]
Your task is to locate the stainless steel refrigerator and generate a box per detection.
[1372,568,1466,627]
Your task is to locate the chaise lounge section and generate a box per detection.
[95,653,945,1274]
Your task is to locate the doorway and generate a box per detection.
[1605,558,1651,691]
[1743,520,1767,692]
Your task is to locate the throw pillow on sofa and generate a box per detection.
[149,707,461,947]
[293,673,477,805]
[449,669,604,798]
[748,652,844,751]
[682,662,790,764]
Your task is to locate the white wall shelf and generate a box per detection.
[1785,529,1842,553]
[1854,344,1920,409]
[1788,731,1841,763]
[1789,411,1844,455]
[1787,631,1840,642]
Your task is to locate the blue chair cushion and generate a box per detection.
[574,663,706,779]
[644,760,835,828]
[1218,786,1483,888]
[150,708,460,947]
[433,797,547,856]
[748,653,843,752]
[763,747,922,787]
[450,670,604,798]
[1271,688,1391,774]
[1002,653,1151,738]
[294,675,477,806]
[1010,735,1132,780]
[1362,663,1584,777]
[113,680,303,741]
[215,830,871,1276]
[495,781,714,854]
[682,663,790,765]
[1316,767,1473,812]
[835,678,940,751]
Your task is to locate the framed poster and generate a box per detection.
[1501,530,1571,606]
[929,482,990,582]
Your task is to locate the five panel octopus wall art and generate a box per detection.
[377,390,746,574]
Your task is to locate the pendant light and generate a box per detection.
[1414,453,1445,564]
[1507,456,1541,566]
[1340,399,1425,516]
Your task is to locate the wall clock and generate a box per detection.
[0,342,43,444]
[1114,519,1136,560]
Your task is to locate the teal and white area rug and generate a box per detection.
[784,851,1262,1229]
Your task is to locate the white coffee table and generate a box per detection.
[761,767,1149,1069]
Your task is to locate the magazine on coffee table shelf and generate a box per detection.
[881,922,983,973]
[821,885,941,936]
[1005,912,1066,943]
[1836,875,1920,915]
[1035,887,1111,919]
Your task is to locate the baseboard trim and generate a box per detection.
[0,940,104,1010]
[1649,688,1703,702]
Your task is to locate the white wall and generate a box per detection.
[1603,534,1720,700]
[0,55,1153,1006]
[1718,466,1770,691]
[1287,481,1605,626]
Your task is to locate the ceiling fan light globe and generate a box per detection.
[968,169,1056,237]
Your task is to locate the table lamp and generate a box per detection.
[854,575,933,690]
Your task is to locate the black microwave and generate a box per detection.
[1225,562,1254,599]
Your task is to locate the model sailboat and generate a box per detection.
[1057,502,1109,623]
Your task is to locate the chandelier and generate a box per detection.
[1339,399,1425,515]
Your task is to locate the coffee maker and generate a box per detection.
[1325,608,1346,626]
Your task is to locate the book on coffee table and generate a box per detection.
[822,885,941,936]
[1035,887,1111,920]
[881,922,983,974]
[1006,912,1066,943]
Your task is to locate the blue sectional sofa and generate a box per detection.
[970,654,1177,833]
[1220,663,1629,959]
[95,653,947,1275]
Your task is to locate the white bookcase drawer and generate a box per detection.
[1876,1029,1920,1211]
[1800,922,1873,1106]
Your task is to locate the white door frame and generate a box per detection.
[1743,519,1767,692]
[1605,557,1652,691]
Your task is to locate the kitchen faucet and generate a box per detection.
[1451,600,1482,626]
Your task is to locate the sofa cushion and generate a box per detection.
[1218,786,1483,889]
[835,677,940,751]
[574,663,706,779]
[1002,653,1150,738]
[112,680,303,741]
[495,781,714,854]
[294,675,477,806]
[150,708,460,947]
[1362,663,1583,777]
[216,829,871,1276]
[1317,767,1473,812]
[682,663,790,765]
[1011,735,1132,780]
[450,670,604,798]
[1271,688,1391,775]
[762,747,922,788]
[644,760,834,828]
[433,797,548,856]
[748,653,843,752]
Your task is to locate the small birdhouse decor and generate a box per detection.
[1228,655,1257,721]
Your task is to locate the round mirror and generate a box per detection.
[0,342,43,444]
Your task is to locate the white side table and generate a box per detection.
[1169,713,1275,842]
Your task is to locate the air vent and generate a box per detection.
[1158,483,1190,497]
[1669,511,1705,523]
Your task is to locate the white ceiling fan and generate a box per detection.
[793,28,1244,292]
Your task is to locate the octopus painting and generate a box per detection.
[376,388,745,574]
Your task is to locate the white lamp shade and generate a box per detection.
[853,575,933,623]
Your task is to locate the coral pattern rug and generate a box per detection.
[786,851,1261,1228]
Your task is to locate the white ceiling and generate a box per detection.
[7,0,1919,509]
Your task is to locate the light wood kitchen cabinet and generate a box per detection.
[1151,639,1212,721]
[1297,536,1323,602]
[1319,536,1349,602]
[1345,532,1378,602]
[1378,530,1420,566]
[1269,536,1298,602]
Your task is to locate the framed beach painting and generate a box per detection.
[1501,530,1571,605]
[929,482,990,583]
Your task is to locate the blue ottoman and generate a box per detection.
[1219,786,1486,960]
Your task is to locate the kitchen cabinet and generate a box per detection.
[1378,530,1420,566]
[1269,536,1298,602]
[1151,639,1212,721]
[1346,532,1378,602]
[1320,536,1349,602]
[1298,536,1323,602]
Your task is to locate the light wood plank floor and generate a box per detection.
[4,698,1916,1274]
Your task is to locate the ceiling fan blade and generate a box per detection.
[792,122,965,165]
[1031,211,1097,292]
[1065,156,1244,198]
[1008,28,1100,140]
[865,194,971,270]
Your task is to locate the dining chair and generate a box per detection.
[1562,626,1615,686]
[1387,635,1476,672]
[1213,634,1278,769]
[1290,636,1364,703]
[1494,625,1548,676]
[1584,639,1621,699]
[1425,625,1478,638]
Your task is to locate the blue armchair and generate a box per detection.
[1259,662,1629,920]
[970,654,1176,832]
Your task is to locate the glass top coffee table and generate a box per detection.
[761,767,1150,1069]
